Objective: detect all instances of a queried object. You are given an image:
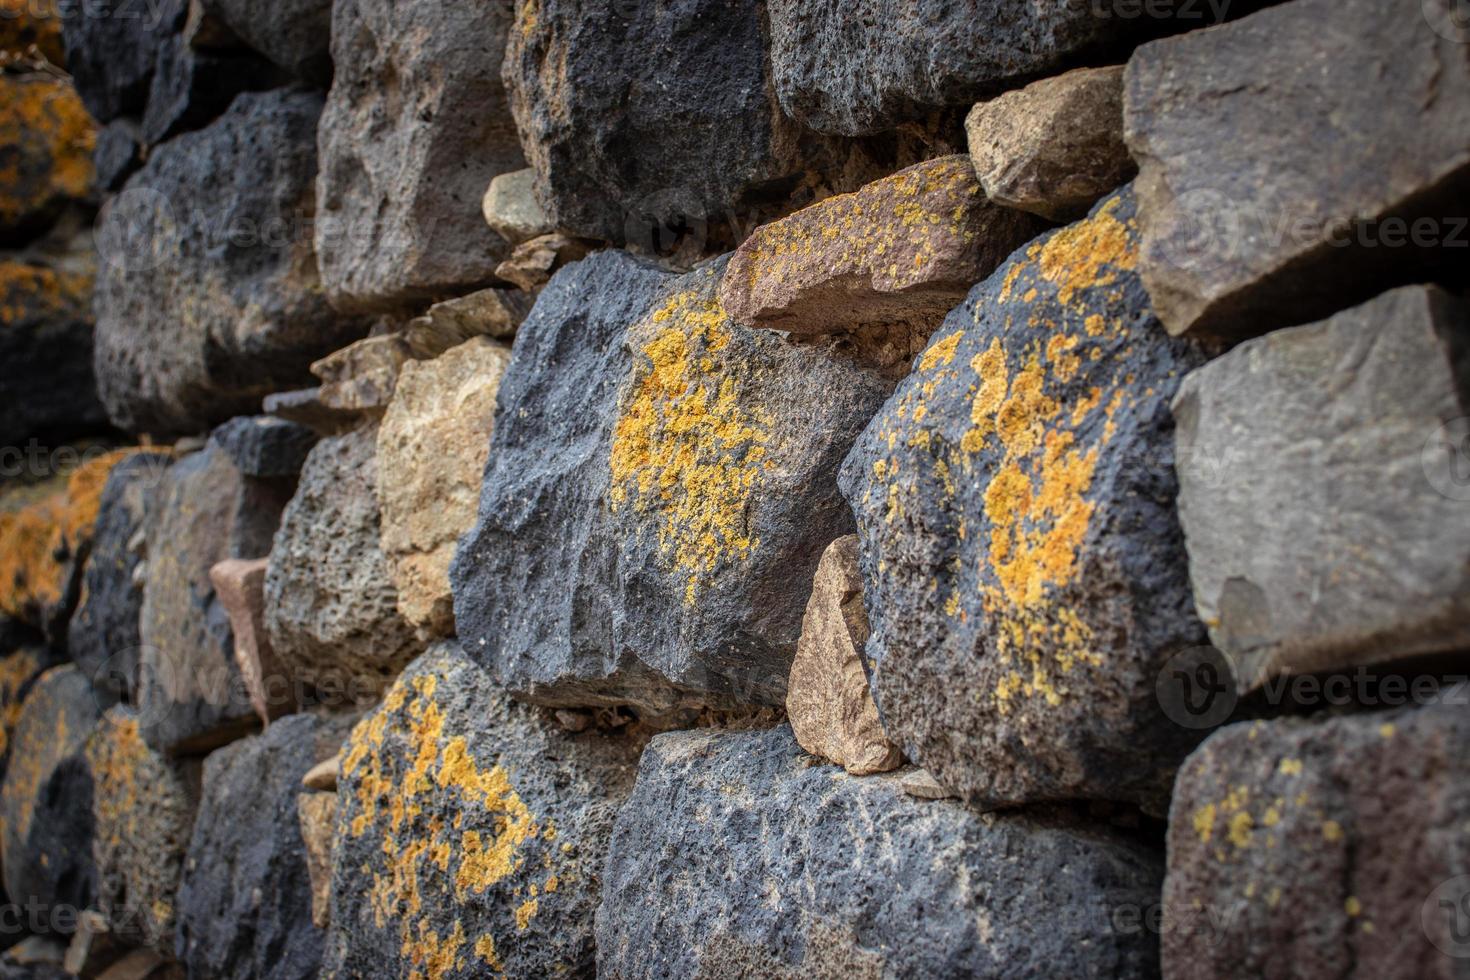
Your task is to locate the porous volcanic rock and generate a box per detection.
[838,188,1210,812]
[1164,705,1470,978]
[314,0,525,311]
[93,89,369,436]
[596,725,1163,978]
[0,75,95,243]
[324,643,644,979]
[1174,286,1470,692]
[451,251,892,713]
[719,155,1045,336]
[1124,0,1470,338]
[209,415,317,479]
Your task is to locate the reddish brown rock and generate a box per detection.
[786,536,900,775]
[209,558,294,725]
[719,156,1044,337]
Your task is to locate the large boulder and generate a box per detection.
[93,89,369,436]
[264,425,421,706]
[0,75,95,243]
[314,0,525,312]
[451,252,892,714]
[325,643,644,978]
[1164,704,1470,978]
[376,338,511,637]
[1124,0,1470,338]
[597,725,1163,977]
[175,711,349,980]
[1174,286,1470,692]
[0,666,101,930]
[838,188,1211,812]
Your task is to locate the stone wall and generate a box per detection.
[0,0,1466,976]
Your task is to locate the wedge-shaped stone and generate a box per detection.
[210,558,293,724]
[451,252,892,714]
[838,188,1209,812]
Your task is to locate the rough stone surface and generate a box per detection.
[314,0,525,312]
[377,337,511,637]
[306,333,412,421]
[94,89,369,436]
[786,536,899,775]
[1164,704,1470,978]
[199,0,332,81]
[139,32,282,147]
[768,0,1123,137]
[403,287,532,359]
[61,0,179,123]
[492,233,589,293]
[209,415,317,479]
[84,707,197,951]
[0,666,100,927]
[451,252,892,713]
[1124,0,1470,338]
[597,725,1163,978]
[0,645,64,787]
[264,426,421,706]
[481,168,551,246]
[295,791,335,930]
[92,119,144,193]
[325,643,645,979]
[209,558,293,724]
[838,188,1210,812]
[720,155,1044,336]
[0,257,108,449]
[68,452,173,702]
[1174,286,1470,692]
[139,439,290,754]
[967,65,1135,222]
[175,712,349,980]
[0,74,95,243]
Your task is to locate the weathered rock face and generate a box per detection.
[209,558,293,724]
[314,0,525,312]
[504,0,817,244]
[139,439,290,754]
[1164,704,1470,979]
[377,338,511,637]
[68,452,173,701]
[967,65,1135,222]
[0,666,100,927]
[84,708,196,951]
[264,425,421,706]
[768,0,1122,137]
[92,119,144,193]
[719,155,1045,336]
[325,643,644,979]
[451,252,892,713]
[61,0,179,123]
[295,792,336,930]
[481,168,551,247]
[0,75,94,243]
[597,725,1163,977]
[1124,0,1470,338]
[94,89,369,436]
[838,189,1210,812]
[199,0,333,82]
[176,712,350,980]
[1174,286,1470,692]
[403,288,532,359]
[138,32,282,148]
[209,415,317,479]
[785,536,899,775]
[0,258,108,449]
[492,233,590,293]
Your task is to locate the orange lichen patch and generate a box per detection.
[0,649,41,760]
[404,917,465,980]
[1035,196,1137,307]
[609,286,770,604]
[0,74,94,228]
[473,933,503,972]
[917,329,963,372]
[0,0,63,63]
[2,667,83,849]
[0,258,90,329]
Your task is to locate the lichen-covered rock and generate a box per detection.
[966,65,1135,222]
[0,0,65,63]
[84,707,197,951]
[198,0,332,81]
[597,725,1163,978]
[403,287,532,359]
[0,666,100,929]
[1164,705,1470,978]
[768,0,1123,136]
[324,643,644,979]
[0,257,108,448]
[61,0,178,123]
[314,0,525,312]
[1124,0,1470,338]
[139,438,291,754]
[0,645,64,786]
[786,536,899,775]
[209,415,317,479]
[377,338,510,637]
[264,426,421,706]
[0,74,94,242]
[1174,286,1470,692]
[720,155,1044,337]
[838,189,1210,812]
[210,558,293,724]
[451,252,892,713]
[176,712,350,980]
[68,451,173,701]
[94,89,369,436]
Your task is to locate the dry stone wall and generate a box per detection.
[0,0,1465,977]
